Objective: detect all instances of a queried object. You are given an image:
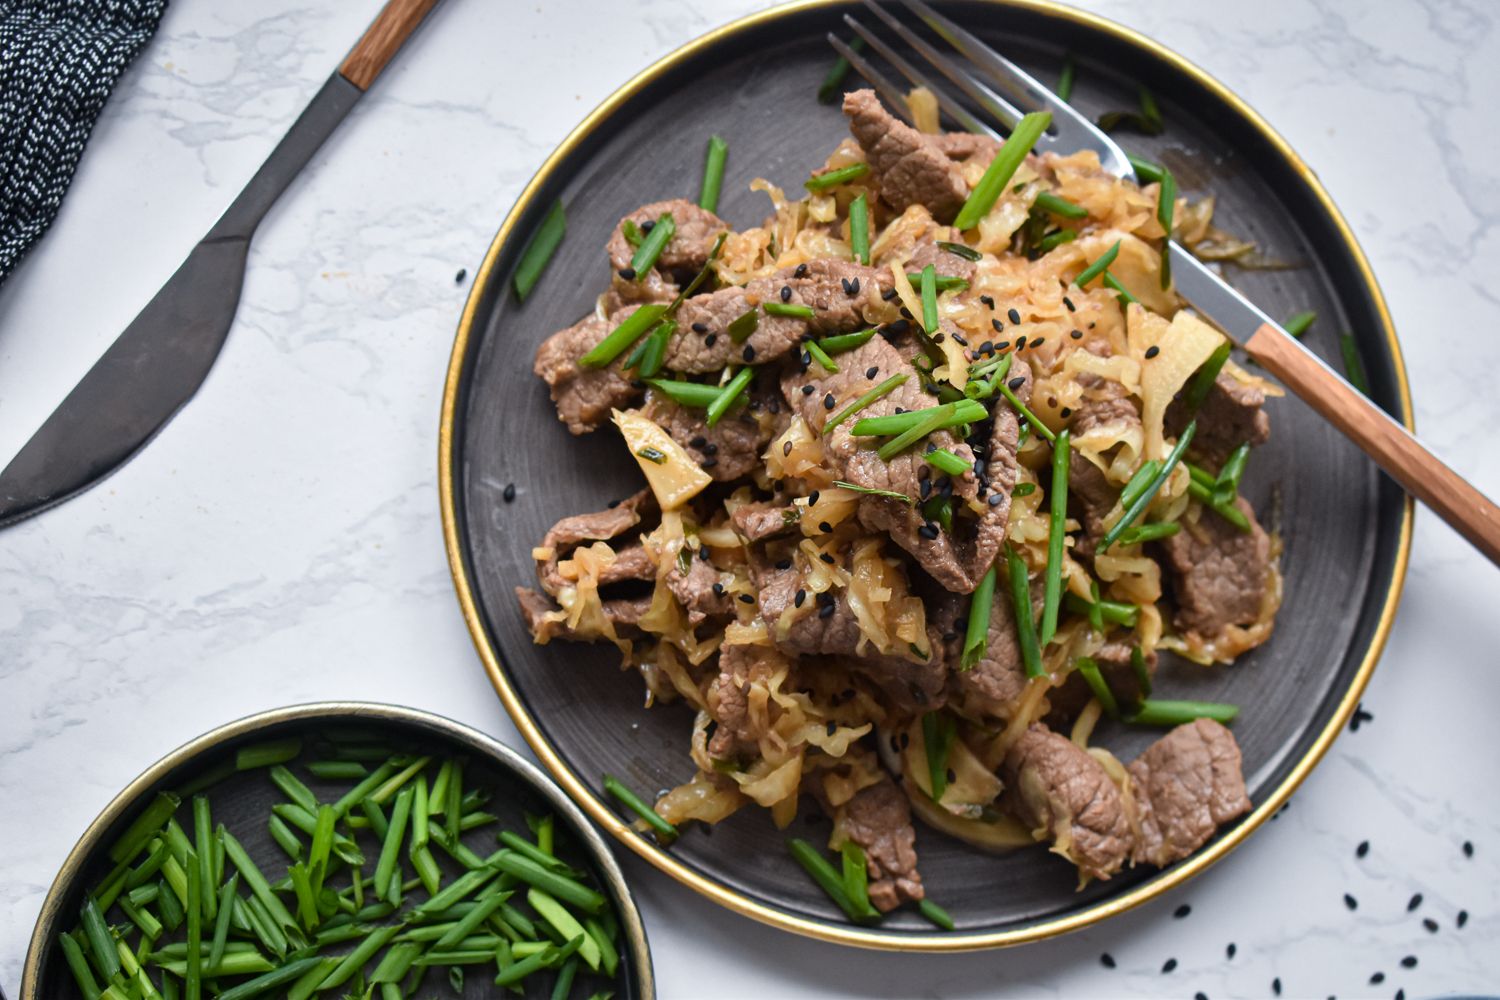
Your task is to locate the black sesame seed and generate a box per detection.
[988,493,1004,506]
[1063,296,1076,311]
[995,340,1011,352]
[705,333,718,347]
[794,589,806,607]
[690,435,707,448]
[1174,904,1191,919]
[619,266,640,281]
[819,553,835,564]
[639,219,654,233]
[933,332,945,343]
[701,456,719,469]
[1196,993,1209,1000]
[1407,893,1422,912]
[1008,376,1025,390]
[691,322,708,334]
[898,732,910,749]
[1369,972,1385,985]
[1070,328,1083,339]
[1395,991,1405,1000]
[881,287,899,301]
[743,345,756,362]
[1015,334,1027,350]
[712,583,725,596]
[1226,942,1237,959]
[1161,958,1177,974]
[1059,407,1072,418]
[991,318,1004,333]
[1357,840,1370,858]
[866,365,879,379]
[1031,337,1045,350]
[455,268,467,283]
[819,602,836,618]
[802,384,815,395]
[887,318,911,335]
[809,491,820,504]
[775,558,792,570]
[920,479,933,500]
[1400,956,1417,969]
[1457,909,1468,928]
[794,263,809,278]
[1145,345,1161,359]
[826,720,837,736]
[1272,979,1281,997]
[738,593,755,605]
[1100,953,1116,969]
[704,442,718,455]
[700,545,713,562]
[823,393,836,410]
[819,521,833,534]
[1344,893,1358,911]
[1422,917,1439,933]
[780,284,792,302]
[783,440,794,457]
[1463,840,1474,857]
[918,524,939,540]
[1007,308,1021,324]
[952,332,968,346]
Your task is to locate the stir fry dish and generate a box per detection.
[515,89,1283,923]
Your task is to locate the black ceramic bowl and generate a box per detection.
[440,0,1411,950]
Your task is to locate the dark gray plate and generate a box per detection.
[441,0,1410,948]
[23,704,654,997]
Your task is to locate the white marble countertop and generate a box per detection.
[2,1,1496,996]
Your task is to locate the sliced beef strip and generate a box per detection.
[1067,394,1142,549]
[641,384,775,483]
[665,260,894,373]
[1045,640,1157,727]
[515,587,653,643]
[844,89,969,221]
[837,774,924,911]
[929,131,1000,164]
[534,309,647,435]
[1160,497,1271,641]
[930,584,1027,717]
[781,336,1031,594]
[535,491,654,596]
[731,500,799,542]
[665,549,731,626]
[1001,724,1132,881]
[706,643,777,760]
[1165,372,1270,471]
[605,199,728,308]
[906,240,977,287]
[1128,718,1251,867]
[751,553,946,715]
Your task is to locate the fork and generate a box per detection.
[832,0,1500,567]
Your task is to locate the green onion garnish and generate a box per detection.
[1074,239,1120,288]
[1063,591,1139,627]
[850,192,870,265]
[1118,459,1162,510]
[578,304,668,369]
[1037,228,1077,253]
[818,328,876,355]
[924,448,971,477]
[634,319,675,379]
[998,378,1055,443]
[832,481,911,503]
[513,199,566,302]
[1340,332,1370,395]
[634,446,668,465]
[1056,55,1076,102]
[787,838,875,923]
[1074,656,1119,719]
[954,112,1051,230]
[825,373,909,435]
[765,301,816,320]
[1186,478,1252,531]
[1131,646,1153,698]
[1128,699,1239,727]
[1282,310,1316,338]
[960,564,998,671]
[838,842,879,921]
[706,366,755,428]
[236,739,301,771]
[1034,192,1087,219]
[936,240,982,262]
[817,36,866,103]
[699,135,727,213]
[727,305,759,344]
[647,379,722,408]
[1128,153,1164,184]
[1097,420,1196,552]
[1012,481,1037,498]
[1103,271,1138,306]
[918,264,939,334]
[805,161,871,192]
[620,219,644,249]
[876,400,971,461]
[628,212,676,280]
[1213,442,1251,505]
[1183,340,1232,412]
[922,712,957,800]
[1040,429,1070,645]
[1116,521,1180,546]
[1156,168,1177,288]
[919,898,956,931]
[1005,545,1045,678]
[851,398,985,438]
[1097,85,1164,135]
[905,272,970,292]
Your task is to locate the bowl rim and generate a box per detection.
[437,0,1415,951]
[20,700,657,998]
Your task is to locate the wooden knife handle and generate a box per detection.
[1245,322,1500,566]
[339,0,441,91]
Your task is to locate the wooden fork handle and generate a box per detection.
[339,0,442,91]
[1245,323,1500,566]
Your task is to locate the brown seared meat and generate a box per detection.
[1166,372,1270,471]
[1046,640,1156,726]
[906,240,977,287]
[642,384,776,482]
[706,644,778,760]
[930,131,1000,164]
[534,310,646,435]
[605,199,728,308]
[931,585,1027,717]
[665,260,894,373]
[665,548,731,626]
[837,775,924,911]
[534,491,654,596]
[515,587,653,643]
[1160,498,1271,642]
[844,89,970,221]
[731,500,799,542]
[1001,724,1132,881]
[1128,719,1251,866]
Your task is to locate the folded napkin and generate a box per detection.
[0,0,167,283]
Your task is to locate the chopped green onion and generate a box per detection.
[1282,310,1316,338]
[1097,85,1164,135]
[305,760,366,780]
[80,898,121,982]
[1214,442,1251,505]
[666,231,727,313]
[765,301,816,320]
[1037,228,1077,252]
[513,199,566,302]
[1064,591,1139,626]
[832,480,911,502]
[208,874,238,970]
[699,135,727,213]
[373,786,413,903]
[1128,153,1164,184]
[215,955,326,1000]
[1118,459,1161,510]
[1186,479,1252,531]
[494,852,608,915]
[1073,239,1120,288]
[826,373,909,435]
[1012,482,1037,498]
[1056,55,1076,102]
[578,304,668,369]
[876,400,962,461]
[602,773,679,843]
[727,306,759,343]
[805,161,871,192]
[787,839,873,923]
[997,378,1056,443]
[850,192,870,265]
[1035,191,1087,219]
[839,842,879,921]
[1074,657,1120,719]
[635,319,675,379]
[919,264,939,334]
[1131,646,1153,698]
[221,829,299,935]
[957,563,998,672]
[60,933,101,1000]
[1183,340,1232,412]
[819,328,877,355]
[318,923,401,992]
[646,378,721,408]
[1340,332,1370,395]
[619,219,644,249]
[1104,271,1138,305]
[634,446,667,465]
[1005,545,1045,678]
[1097,421,1196,552]
[922,712,957,800]
[528,889,602,971]
[706,365,755,428]
[818,37,866,103]
[937,240,981,262]
[1129,699,1239,726]
[852,398,985,437]
[919,898,956,931]
[110,794,180,865]
[1116,521,1180,546]
[924,448,971,477]
[954,111,1051,230]
[1040,429,1070,645]
[1156,168,1177,288]
[552,957,580,1000]
[904,272,970,293]
[628,212,677,280]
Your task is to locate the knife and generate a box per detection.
[0,0,442,529]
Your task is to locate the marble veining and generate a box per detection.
[1,1,1496,996]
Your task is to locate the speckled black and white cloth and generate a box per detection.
[0,0,167,283]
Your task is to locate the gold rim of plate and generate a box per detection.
[437,0,1414,951]
[21,702,657,997]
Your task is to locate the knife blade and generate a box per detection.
[0,0,440,529]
